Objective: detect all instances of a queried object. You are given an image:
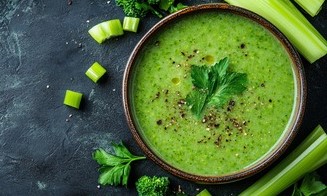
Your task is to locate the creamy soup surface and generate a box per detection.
[131,11,295,175]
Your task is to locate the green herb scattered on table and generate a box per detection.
[93,142,146,186]
[186,57,248,118]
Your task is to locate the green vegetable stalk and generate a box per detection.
[225,0,327,63]
[240,125,327,196]
[294,0,325,17]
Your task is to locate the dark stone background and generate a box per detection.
[0,0,326,195]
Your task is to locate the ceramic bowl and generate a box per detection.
[122,3,306,183]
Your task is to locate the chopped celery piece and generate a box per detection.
[123,17,140,32]
[88,25,107,44]
[64,90,83,109]
[240,125,327,196]
[100,19,124,37]
[88,19,124,44]
[196,189,212,196]
[294,0,325,17]
[85,62,107,83]
[225,0,327,63]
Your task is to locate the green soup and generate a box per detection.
[131,11,295,175]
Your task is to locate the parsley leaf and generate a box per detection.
[209,72,248,108]
[190,65,210,89]
[186,89,207,118]
[93,142,146,186]
[186,57,248,117]
[292,172,327,196]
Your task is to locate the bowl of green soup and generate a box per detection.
[123,3,306,183]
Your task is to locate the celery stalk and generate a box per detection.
[64,90,83,109]
[240,125,327,196]
[88,25,107,44]
[85,62,107,83]
[225,0,327,63]
[294,0,325,17]
[88,19,124,44]
[123,17,140,32]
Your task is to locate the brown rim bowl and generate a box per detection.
[122,3,306,184]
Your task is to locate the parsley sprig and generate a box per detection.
[292,172,327,196]
[93,142,146,186]
[186,57,248,118]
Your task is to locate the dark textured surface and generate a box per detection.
[0,0,326,195]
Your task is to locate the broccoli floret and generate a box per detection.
[116,0,162,18]
[116,0,148,18]
[136,176,170,196]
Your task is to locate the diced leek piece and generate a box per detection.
[123,17,140,32]
[294,0,325,17]
[88,19,124,44]
[225,0,327,63]
[85,62,107,83]
[64,90,83,109]
[196,189,212,196]
[88,25,107,44]
[240,125,327,196]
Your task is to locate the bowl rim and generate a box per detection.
[122,3,307,184]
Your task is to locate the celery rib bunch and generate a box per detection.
[240,125,327,195]
[225,0,327,63]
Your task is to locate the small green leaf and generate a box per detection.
[185,57,248,117]
[159,0,174,11]
[93,141,146,187]
[168,3,187,13]
[98,167,113,185]
[292,183,303,196]
[299,172,327,196]
[93,148,129,166]
[223,72,248,94]
[196,189,212,196]
[112,142,135,158]
[191,65,210,89]
[186,90,207,118]
[212,57,229,79]
[98,164,126,186]
[208,84,232,108]
[122,163,131,186]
